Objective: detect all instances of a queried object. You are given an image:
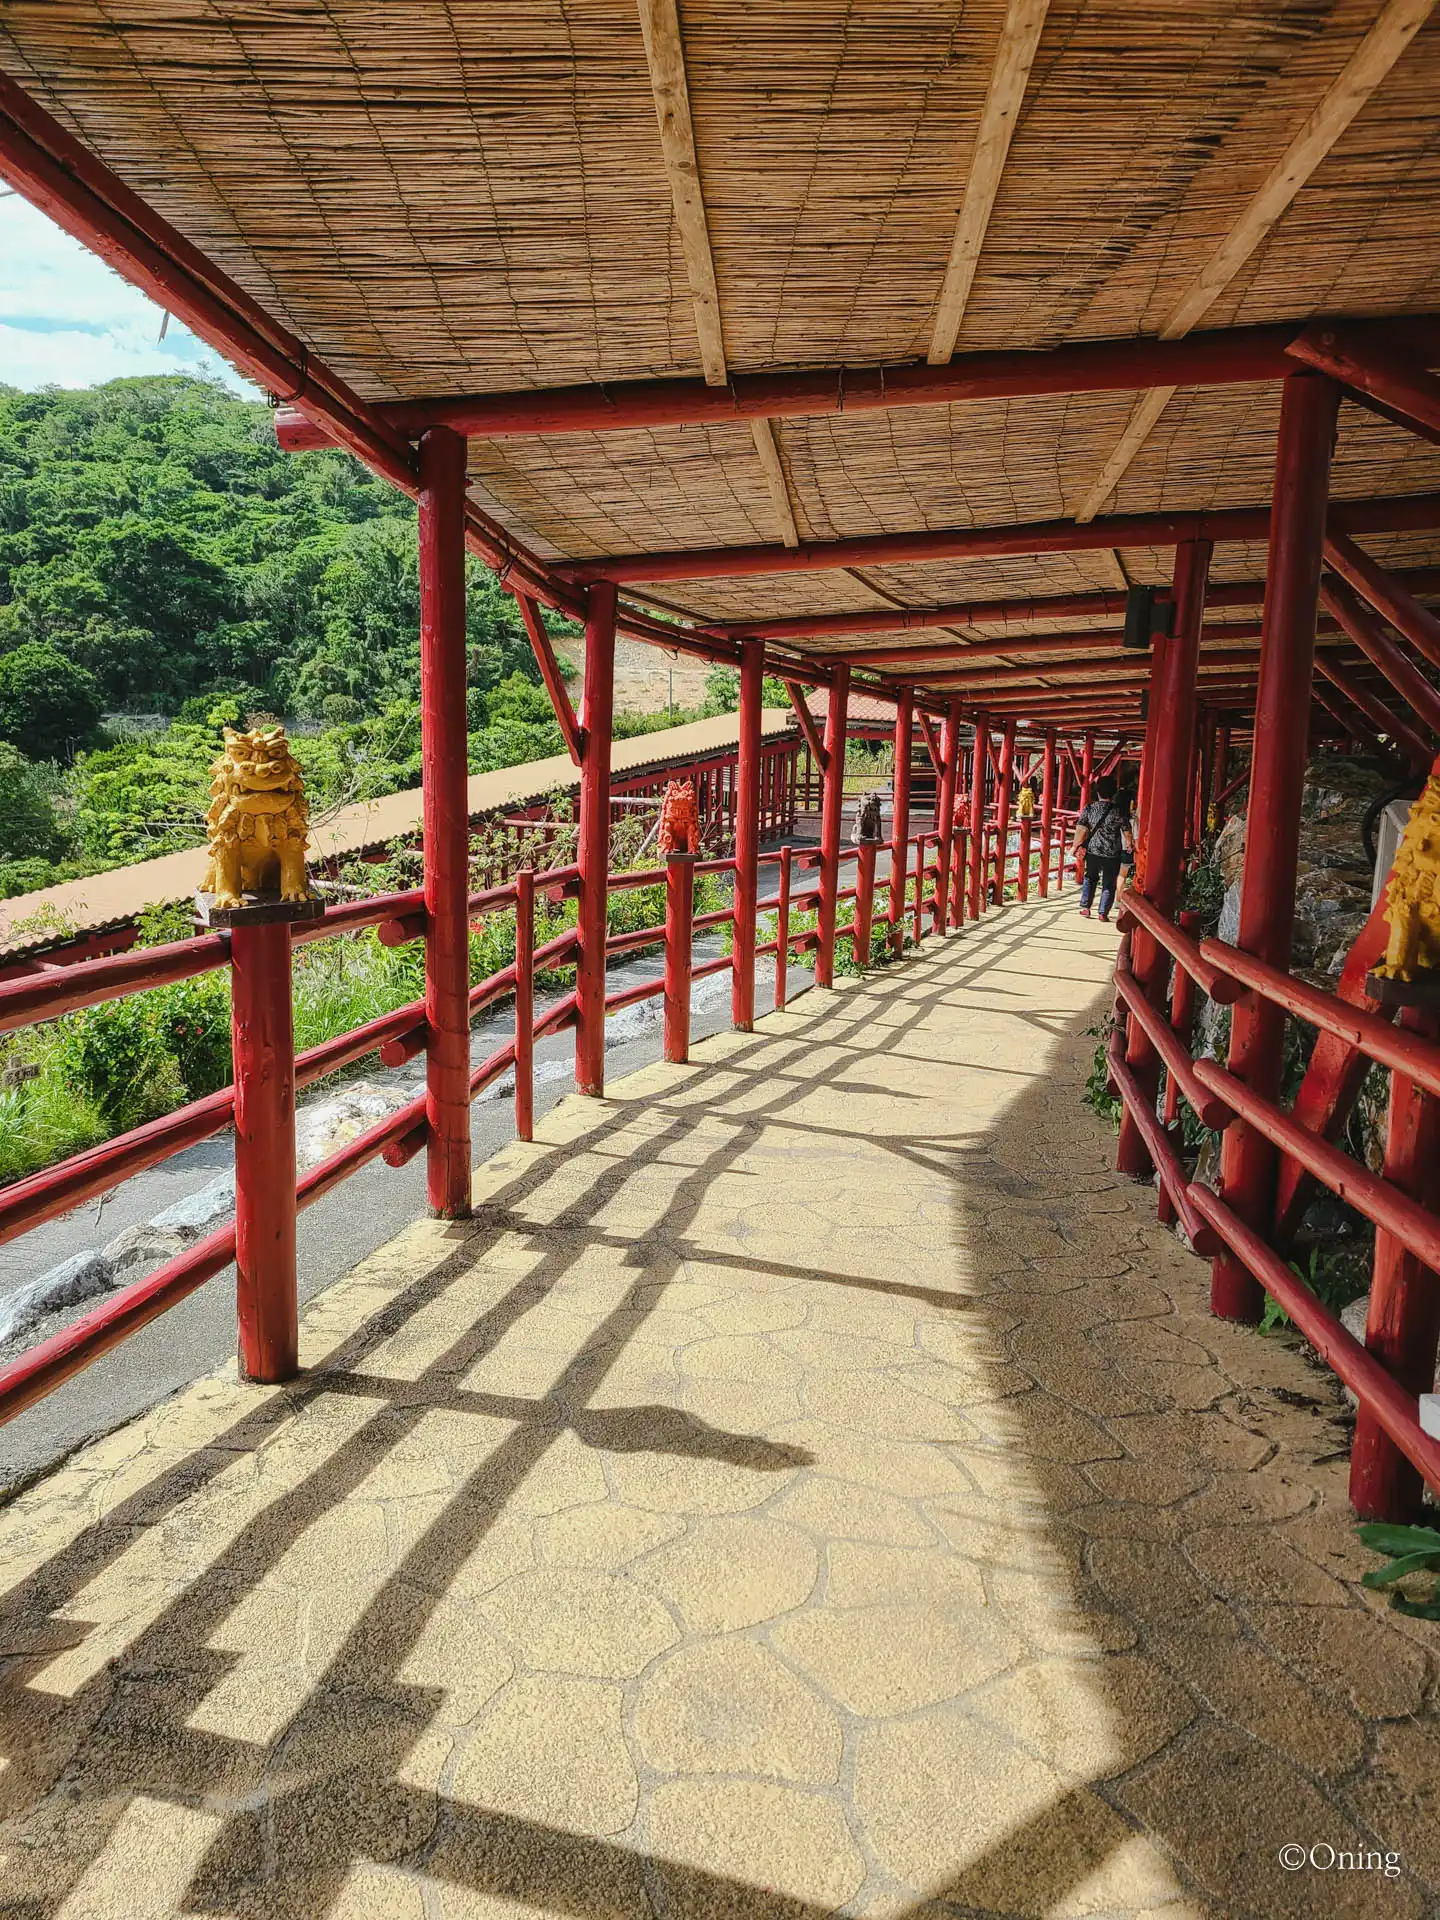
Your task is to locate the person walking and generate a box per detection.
[1070,775,1133,921]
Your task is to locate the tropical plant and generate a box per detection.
[1357,1523,1440,1620]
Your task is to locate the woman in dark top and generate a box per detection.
[1070,775,1134,922]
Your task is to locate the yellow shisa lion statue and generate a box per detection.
[202,724,311,910]
[1375,763,1440,984]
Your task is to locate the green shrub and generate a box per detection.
[51,997,184,1132]
[153,972,233,1099]
[1082,1021,1123,1129]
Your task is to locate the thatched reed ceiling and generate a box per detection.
[2,0,1437,702]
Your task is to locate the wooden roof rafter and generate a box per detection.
[1071,0,1437,523]
[635,0,802,549]
[928,0,1051,364]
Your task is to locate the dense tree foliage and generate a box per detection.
[0,374,580,893]
[0,374,546,715]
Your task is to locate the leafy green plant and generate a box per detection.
[1180,839,1226,934]
[153,972,233,1098]
[1082,1021,1122,1129]
[1357,1523,1440,1620]
[1259,1240,1371,1335]
[51,996,184,1133]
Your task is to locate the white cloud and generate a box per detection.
[0,193,259,394]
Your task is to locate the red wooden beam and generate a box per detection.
[1325,531,1440,674]
[567,493,1440,586]
[915,639,1279,691]
[419,428,474,1219]
[815,666,851,988]
[917,710,944,776]
[704,569,1440,645]
[1118,537,1210,1181]
[277,316,1440,447]
[1350,1005,1440,1520]
[575,585,617,1096]
[732,641,763,1033]
[889,690,914,948]
[785,681,828,768]
[1314,650,1433,772]
[1288,323,1440,441]
[277,325,1309,448]
[231,923,299,1383]
[516,593,585,765]
[1321,579,1440,737]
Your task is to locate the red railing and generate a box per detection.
[0,804,1025,1428]
[1111,882,1440,1509]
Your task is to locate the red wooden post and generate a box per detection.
[663,850,696,1063]
[912,833,925,945]
[992,718,1016,904]
[514,866,535,1142]
[889,689,913,951]
[1053,747,1067,890]
[1196,716,1215,843]
[732,639,763,1031]
[1213,371,1340,1322]
[967,715,988,920]
[934,701,962,933]
[1350,1009,1440,1521]
[1213,725,1231,825]
[1080,732,1095,808]
[815,662,850,987]
[950,811,967,926]
[775,843,792,1010]
[575,581,617,1096]
[1017,818,1033,902]
[854,840,878,965]
[1156,909,1201,1228]
[1117,537,1211,1179]
[232,921,298,1383]
[1038,731,1056,898]
[418,426,472,1218]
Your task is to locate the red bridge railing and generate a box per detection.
[1110,881,1440,1518]
[0,808,1015,1430]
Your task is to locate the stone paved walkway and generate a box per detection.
[0,895,1436,1919]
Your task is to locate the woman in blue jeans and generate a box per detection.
[1070,776,1134,921]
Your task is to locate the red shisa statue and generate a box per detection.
[657,779,699,855]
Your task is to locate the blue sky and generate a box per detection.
[0,193,259,393]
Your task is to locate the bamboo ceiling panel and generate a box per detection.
[1075,3,1440,341]
[770,394,1138,544]
[947,0,1340,351]
[0,0,700,396]
[1106,386,1440,519]
[465,421,783,561]
[1,0,1439,682]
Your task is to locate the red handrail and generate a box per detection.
[1202,936,1440,1099]
[1118,886,1233,999]
[1189,1182,1440,1489]
[1192,1058,1440,1271]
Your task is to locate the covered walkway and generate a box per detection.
[1,896,1430,1920]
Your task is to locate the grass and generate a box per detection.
[0,1069,106,1186]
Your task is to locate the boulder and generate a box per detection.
[0,1250,112,1345]
[101,1221,190,1286]
[151,1172,236,1238]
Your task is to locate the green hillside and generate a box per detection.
[0,373,576,894]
